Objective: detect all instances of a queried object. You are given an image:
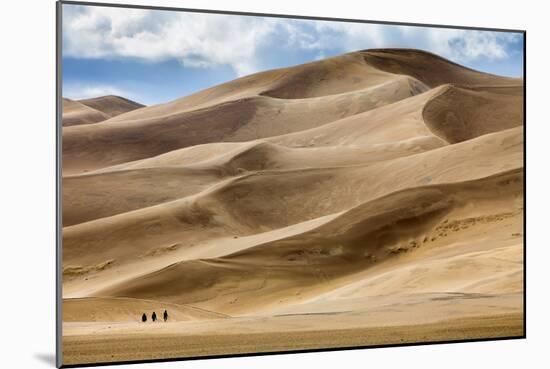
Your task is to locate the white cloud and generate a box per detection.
[63,4,521,76]
[295,20,521,63]
[63,83,129,100]
[423,28,517,62]
[63,5,278,76]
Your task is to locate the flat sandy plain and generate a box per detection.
[61,49,524,366]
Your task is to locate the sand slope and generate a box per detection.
[362,48,522,87]
[62,125,522,269]
[62,95,143,126]
[94,169,522,312]
[78,95,144,117]
[61,48,524,364]
[62,76,428,174]
[62,98,110,126]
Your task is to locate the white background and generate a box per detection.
[0,0,546,368]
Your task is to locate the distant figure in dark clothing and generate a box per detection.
[141,313,147,322]
[163,310,168,322]
[152,311,157,322]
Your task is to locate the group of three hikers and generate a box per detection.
[142,309,168,322]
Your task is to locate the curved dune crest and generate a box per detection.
[422,85,524,143]
[362,48,522,87]
[62,126,522,275]
[62,167,223,226]
[101,51,415,123]
[95,169,522,314]
[62,49,522,174]
[62,96,144,127]
[62,77,428,174]
[62,98,110,126]
[78,95,144,117]
[258,53,423,99]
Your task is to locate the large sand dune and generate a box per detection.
[61,48,524,365]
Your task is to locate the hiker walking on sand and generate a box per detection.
[152,311,157,322]
[163,309,168,322]
[141,313,147,322]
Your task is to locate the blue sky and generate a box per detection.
[62,4,524,105]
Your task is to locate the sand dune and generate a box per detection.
[62,48,524,364]
[362,48,522,87]
[62,77,427,175]
[95,169,522,313]
[62,167,222,227]
[101,52,407,123]
[423,85,523,143]
[62,95,143,126]
[62,82,521,226]
[78,95,144,117]
[62,98,110,126]
[62,126,522,272]
[271,84,522,147]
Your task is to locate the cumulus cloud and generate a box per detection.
[292,20,521,63]
[63,4,522,76]
[406,27,520,62]
[63,5,278,76]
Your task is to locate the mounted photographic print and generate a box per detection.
[57,1,525,366]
